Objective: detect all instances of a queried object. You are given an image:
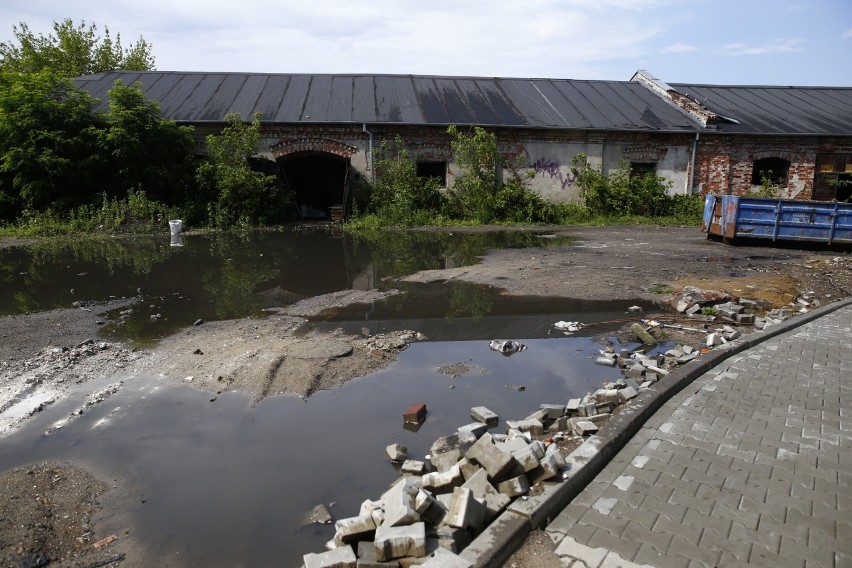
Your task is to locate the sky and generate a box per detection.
[1,0,851,86]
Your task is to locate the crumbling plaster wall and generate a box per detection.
[255,124,695,203]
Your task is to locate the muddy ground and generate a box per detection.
[1,224,849,567]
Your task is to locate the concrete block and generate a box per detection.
[505,419,543,437]
[644,365,669,376]
[624,364,646,379]
[736,312,756,324]
[664,347,684,358]
[583,413,611,425]
[565,398,582,413]
[573,420,599,436]
[383,504,419,528]
[386,443,408,462]
[419,547,473,567]
[429,434,473,458]
[594,355,617,366]
[457,458,480,481]
[359,499,382,517]
[685,303,701,315]
[415,489,447,527]
[529,452,561,483]
[374,522,427,561]
[621,378,641,390]
[617,386,638,402]
[422,464,463,493]
[511,446,541,473]
[356,541,398,567]
[547,416,570,433]
[470,406,498,426]
[304,544,357,568]
[677,352,699,364]
[738,298,758,309]
[465,433,517,481]
[497,474,530,497]
[432,525,472,553]
[401,460,425,475]
[461,468,510,521]
[529,440,547,459]
[445,487,486,532]
[457,422,488,440]
[430,449,461,473]
[525,408,549,423]
[544,443,566,469]
[333,515,377,546]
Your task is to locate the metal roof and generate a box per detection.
[669,83,852,136]
[74,71,699,132]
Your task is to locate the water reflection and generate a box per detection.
[0,228,573,345]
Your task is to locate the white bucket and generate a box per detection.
[170,234,184,247]
[169,220,182,235]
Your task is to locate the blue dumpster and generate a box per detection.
[702,195,852,245]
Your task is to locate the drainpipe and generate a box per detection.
[362,124,374,181]
[688,132,699,194]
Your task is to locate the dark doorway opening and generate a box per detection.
[278,152,348,219]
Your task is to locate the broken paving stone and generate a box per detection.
[303,545,357,568]
[539,403,565,419]
[430,449,461,473]
[461,468,510,521]
[505,419,543,437]
[401,460,425,475]
[617,386,638,403]
[374,522,427,561]
[419,547,473,568]
[303,503,334,526]
[457,422,488,440]
[445,487,487,532]
[386,443,408,462]
[497,474,530,498]
[465,433,517,481]
[630,323,657,345]
[422,465,464,493]
[470,406,498,426]
[333,514,377,546]
[356,541,397,568]
[573,420,599,436]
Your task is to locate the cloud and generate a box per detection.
[718,38,802,56]
[662,43,697,53]
[843,28,852,39]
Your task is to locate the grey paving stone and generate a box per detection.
[537,305,852,568]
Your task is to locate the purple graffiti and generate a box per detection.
[528,156,577,189]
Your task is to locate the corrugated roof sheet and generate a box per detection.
[669,83,852,135]
[74,71,699,132]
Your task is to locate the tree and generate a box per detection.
[97,81,195,202]
[0,70,100,215]
[196,113,283,227]
[0,19,155,77]
[447,125,547,223]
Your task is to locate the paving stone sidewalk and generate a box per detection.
[546,304,851,568]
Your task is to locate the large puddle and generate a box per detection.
[0,227,659,566]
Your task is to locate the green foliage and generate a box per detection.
[571,153,672,216]
[0,189,179,238]
[0,70,99,215]
[97,81,196,202]
[368,137,446,225]
[0,19,155,77]
[446,125,551,223]
[751,170,782,198]
[700,306,718,317]
[648,283,675,294]
[195,113,286,228]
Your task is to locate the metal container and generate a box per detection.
[702,195,852,245]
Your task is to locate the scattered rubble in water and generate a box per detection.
[304,378,652,566]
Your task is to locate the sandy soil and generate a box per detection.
[1,224,849,567]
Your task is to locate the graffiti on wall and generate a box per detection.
[525,152,577,189]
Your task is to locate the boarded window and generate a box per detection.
[417,161,447,187]
[751,157,789,186]
[814,154,852,201]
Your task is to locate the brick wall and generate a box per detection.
[694,135,852,199]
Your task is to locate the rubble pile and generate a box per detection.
[303,392,644,568]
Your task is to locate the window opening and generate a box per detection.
[416,161,447,187]
[630,162,656,178]
[751,157,789,186]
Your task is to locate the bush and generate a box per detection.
[572,154,673,216]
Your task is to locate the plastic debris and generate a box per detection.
[554,321,584,333]
[489,340,527,356]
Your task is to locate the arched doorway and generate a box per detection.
[270,137,360,220]
[278,152,348,219]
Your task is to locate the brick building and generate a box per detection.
[76,70,852,218]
